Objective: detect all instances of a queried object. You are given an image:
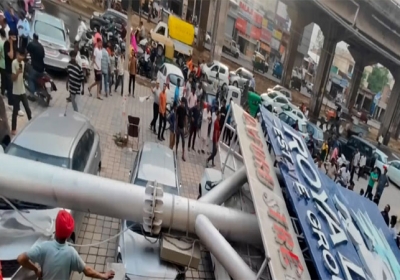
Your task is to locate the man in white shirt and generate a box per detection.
[358,154,367,180]
[88,38,103,100]
[350,149,360,182]
[338,165,350,187]
[0,17,10,39]
[188,90,197,109]
[150,81,161,133]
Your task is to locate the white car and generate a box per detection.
[268,85,292,101]
[278,111,308,138]
[374,149,388,174]
[273,104,306,120]
[260,91,289,109]
[157,63,185,104]
[201,61,230,90]
[306,82,314,93]
[387,160,400,187]
[229,67,252,89]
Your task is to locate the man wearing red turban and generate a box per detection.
[17,210,115,280]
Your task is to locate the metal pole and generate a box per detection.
[210,0,220,61]
[256,258,268,279]
[0,154,262,245]
[125,1,133,71]
[198,166,247,205]
[193,0,197,22]
[195,215,257,280]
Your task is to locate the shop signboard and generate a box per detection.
[271,37,280,50]
[235,17,247,34]
[231,103,310,280]
[262,18,268,29]
[260,106,400,280]
[273,29,282,40]
[261,29,272,43]
[238,1,263,26]
[250,26,261,40]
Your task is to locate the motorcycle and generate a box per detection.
[24,65,57,107]
[138,52,152,79]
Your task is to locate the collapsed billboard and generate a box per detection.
[260,106,400,280]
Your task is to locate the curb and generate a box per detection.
[43,0,99,18]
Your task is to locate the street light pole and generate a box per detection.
[210,0,221,61]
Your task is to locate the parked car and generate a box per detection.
[31,11,71,70]
[260,91,290,109]
[339,135,376,176]
[374,149,388,174]
[387,160,400,187]
[157,63,185,104]
[268,85,292,102]
[306,122,324,157]
[273,103,306,121]
[229,67,252,89]
[117,142,182,279]
[1,108,101,279]
[278,111,308,138]
[90,8,127,34]
[201,61,229,90]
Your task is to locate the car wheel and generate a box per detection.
[233,81,238,87]
[234,53,239,59]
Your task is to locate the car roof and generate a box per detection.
[34,11,64,29]
[137,142,177,188]
[164,63,184,77]
[282,111,305,123]
[213,60,229,70]
[352,136,375,148]
[105,8,127,20]
[12,108,90,158]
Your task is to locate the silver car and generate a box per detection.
[117,142,181,279]
[30,11,71,70]
[0,108,101,279]
[229,67,252,89]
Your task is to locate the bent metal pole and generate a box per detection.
[195,215,257,280]
[198,166,247,205]
[0,154,262,245]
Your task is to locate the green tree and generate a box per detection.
[367,66,389,93]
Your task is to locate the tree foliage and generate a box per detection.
[367,66,389,93]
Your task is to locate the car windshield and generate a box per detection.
[307,123,323,139]
[206,62,214,67]
[376,152,388,163]
[1,143,70,210]
[280,91,290,98]
[35,21,65,42]
[169,74,184,87]
[268,92,278,99]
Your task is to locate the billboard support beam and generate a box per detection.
[195,214,257,280]
[198,166,247,205]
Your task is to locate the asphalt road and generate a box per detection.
[43,0,88,42]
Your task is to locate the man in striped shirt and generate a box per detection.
[66,50,84,112]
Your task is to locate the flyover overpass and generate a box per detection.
[280,0,400,144]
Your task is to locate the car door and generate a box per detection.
[208,64,219,81]
[388,162,400,186]
[157,64,166,85]
[218,66,227,86]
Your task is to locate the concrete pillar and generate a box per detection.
[213,0,229,61]
[197,0,211,51]
[379,73,400,145]
[309,24,341,120]
[182,0,188,20]
[282,9,310,88]
[360,94,366,109]
[346,47,376,111]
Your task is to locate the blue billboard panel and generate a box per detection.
[260,106,400,280]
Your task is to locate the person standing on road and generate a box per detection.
[100,43,111,97]
[11,47,31,135]
[66,50,84,112]
[365,167,379,199]
[206,110,220,167]
[350,149,360,182]
[26,33,45,98]
[88,38,103,100]
[150,81,160,133]
[158,84,167,141]
[168,102,177,150]
[0,29,6,97]
[374,166,390,206]
[128,51,136,97]
[17,210,115,280]
[17,14,29,51]
[114,52,125,96]
[188,100,200,152]
[108,48,116,94]
[188,88,197,109]
[381,204,391,226]
[176,97,187,161]
[358,154,367,180]
[199,103,211,154]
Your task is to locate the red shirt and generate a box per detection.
[213,120,220,143]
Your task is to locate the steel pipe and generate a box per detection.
[195,214,257,280]
[0,154,262,245]
[198,166,247,205]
